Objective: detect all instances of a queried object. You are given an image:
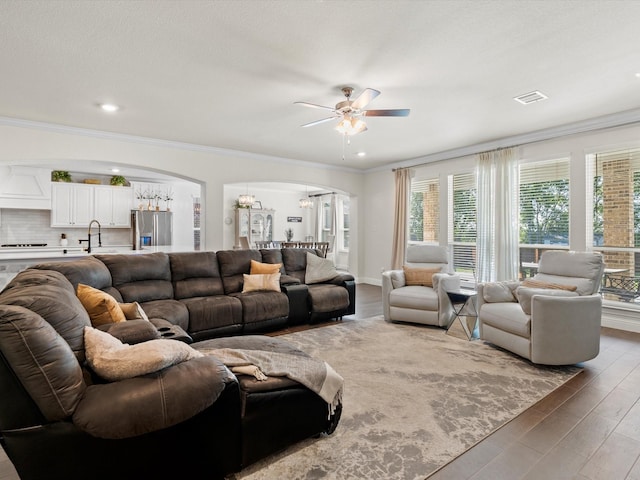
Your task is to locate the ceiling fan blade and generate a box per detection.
[363,109,410,117]
[350,88,381,110]
[301,116,339,128]
[294,101,336,112]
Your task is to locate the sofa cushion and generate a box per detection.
[138,299,190,330]
[180,296,243,333]
[305,252,339,284]
[77,283,126,326]
[0,269,91,362]
[84,327,203,381]
[403,266,441,287]
[217,249,263,294]
[230,291,289,325]
[32,255,113,292]
[96,253,173,303]
[480,302,531,338]
[281,248,317,283]
[0,305,86,421]
[515,287,579,315]
[243,273,281,292]
[389,285,439,311]
[307,284,349,313]
[169,252,225,299]
[482,282,517,303]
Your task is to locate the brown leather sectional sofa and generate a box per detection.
[0,248,354,479]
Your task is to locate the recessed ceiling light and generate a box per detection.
[513,91,548,105]
[635,72,640,78]
[99,103,120,113]
[111,168,120,173]
[357,152,366,157]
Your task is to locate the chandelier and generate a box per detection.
[238,184,254,208]
[299,197,314,209]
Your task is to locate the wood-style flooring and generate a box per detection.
[2,283,640,479]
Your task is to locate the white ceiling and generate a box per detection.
[2,0,640,171]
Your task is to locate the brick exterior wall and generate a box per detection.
[422,183,439,242]
[602,158,635,272]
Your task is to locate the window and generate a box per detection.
[518,158,570,274]
[590,149,640,304]
[410,178,439,242]
[317,194,350,252]
[448,172,476,276]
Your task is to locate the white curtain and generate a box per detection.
[476,148,519,282]
[391,168,412,269]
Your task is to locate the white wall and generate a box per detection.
[0,121,364,277]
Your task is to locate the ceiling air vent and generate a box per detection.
[514,91,548,105]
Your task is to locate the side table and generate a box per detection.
[445,289,478,341]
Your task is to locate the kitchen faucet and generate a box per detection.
[79,219,102,253]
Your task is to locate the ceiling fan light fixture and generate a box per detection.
[335,116,366,136]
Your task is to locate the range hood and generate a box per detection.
[0,166,52,210]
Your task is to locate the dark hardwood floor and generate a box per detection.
[2,283,640,479]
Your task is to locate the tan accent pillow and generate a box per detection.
[77,284,126,327]
[119,302,150,322]
[242,273,281,292]
[84,327,203,381]
[403,266,441,287]
[522,279,577,292]
[250,259,282,274]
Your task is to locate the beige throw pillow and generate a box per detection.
[84,327,203,381]
[515,287,579,315]
[403,266,441,287]
[242,273,281,292]
[305,252,339,284]
[77,284,126,327]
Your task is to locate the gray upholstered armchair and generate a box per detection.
[477,251,604,365]
[382,245,460,327]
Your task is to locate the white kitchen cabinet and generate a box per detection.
[51,183,95,227]
[94,186,133,227]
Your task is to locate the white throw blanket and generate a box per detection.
[200,347,343,416]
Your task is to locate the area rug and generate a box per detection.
[233,316,580,480]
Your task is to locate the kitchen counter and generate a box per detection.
[0,245,199,290]
[0,245,198,261]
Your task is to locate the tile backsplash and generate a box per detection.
[0,209,132,246]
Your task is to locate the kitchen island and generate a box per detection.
[0,245,198,290]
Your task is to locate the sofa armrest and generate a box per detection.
[281,283,310,325]
[530,294,601,365]
[434,273,461,327]
[73,356,235,439]
[382,270,403,321]
[97,320,160,344]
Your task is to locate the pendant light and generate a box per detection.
[299,186,313,209]
[238,184,254,208]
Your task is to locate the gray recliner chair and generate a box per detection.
[477,251,604,365]
[382,245,460,327]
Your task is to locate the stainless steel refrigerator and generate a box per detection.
[132,210,173,249]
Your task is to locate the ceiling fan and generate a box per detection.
[294,87,410,136]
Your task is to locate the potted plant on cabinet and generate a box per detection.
[110,175,127,186]
[51,170,72,182]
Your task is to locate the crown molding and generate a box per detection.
[0,116,362,175]
[368,108,640,173]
